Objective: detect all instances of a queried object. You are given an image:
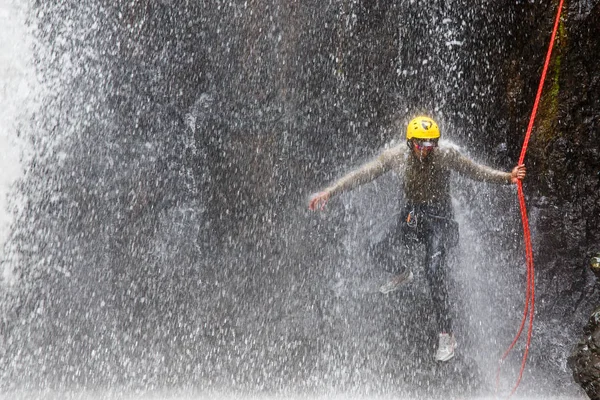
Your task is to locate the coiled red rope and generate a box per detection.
[496,0,564,397]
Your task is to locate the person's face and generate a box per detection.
[411,139,438,161]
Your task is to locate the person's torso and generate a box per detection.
[393,146,453,206]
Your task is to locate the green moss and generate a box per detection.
[530,1,568,195]
[536,3,567,145]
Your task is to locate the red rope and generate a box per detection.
[496,0,564,396]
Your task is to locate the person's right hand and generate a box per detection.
[308,191,330,211]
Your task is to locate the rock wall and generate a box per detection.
[505,1,600,396]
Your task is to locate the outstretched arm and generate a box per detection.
[308,147,400,211]
[447,148,522,184]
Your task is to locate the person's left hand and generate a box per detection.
[308,191,330,211]
[511,164,526,183]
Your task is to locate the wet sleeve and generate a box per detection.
[446,148,512,184]
[325,147,401,196]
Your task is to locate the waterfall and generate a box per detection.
[0,0,35,283]
[0,1,588,399]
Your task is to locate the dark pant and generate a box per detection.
[370,203,459,333]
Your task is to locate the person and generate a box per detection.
[308,116,526,362]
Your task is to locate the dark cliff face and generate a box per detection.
[569,305,600,399]
[475,1,600,393]
[488,1,600,395]
[541,4,600,397]
[1,0,599,396]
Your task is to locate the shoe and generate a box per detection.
[435,333,457,362]
[379,270,414,294]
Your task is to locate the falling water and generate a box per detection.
[0,0,33,281]
[0,1,589,399]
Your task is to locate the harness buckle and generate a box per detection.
[406,210,418,228]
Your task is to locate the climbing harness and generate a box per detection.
[496,0,565,397]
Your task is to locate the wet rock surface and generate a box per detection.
[523,3,600,396]
[569,307,600,400]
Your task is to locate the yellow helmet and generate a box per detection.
[406,116,440,140]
